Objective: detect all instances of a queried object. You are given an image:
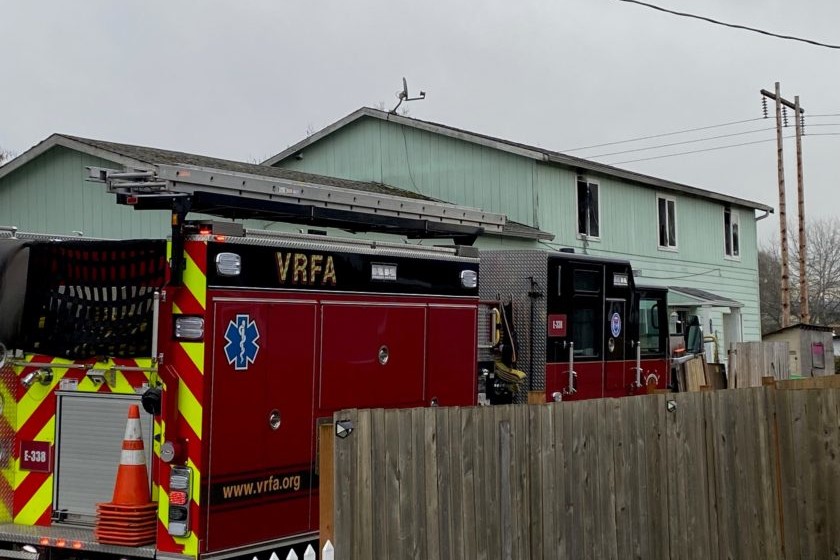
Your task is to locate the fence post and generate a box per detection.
[319,423,335,552]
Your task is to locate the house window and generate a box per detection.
[577,177,600,238]
[657,195,677,249]
[724,208,740,258]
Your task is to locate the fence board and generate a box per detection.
[355,409,373,559]
[826,389,840,558]
[550,403,567,560]
[755,388,783,559]
[499,420,512,560]
[776,389,801,560]
[664,393,682,558]
[700,392,719,560]
[412,407,428,560]
[710,390,735,560]
[539,405,555,560]
[510,404,528,560]
[423,407,440,560]
[485,405,501,560]
[434,407,453,560]
[579,400,598,557]
[384,408,401,559]
[319,424,335,553]
[528,405,544,560]
[333,409,356,560]
[557,402,573,559]
[629,395,650,560]
[599,399,619,559]
[812,389,831,558]
[645,394,670,560]
[613,399,632,559]
[369,409,386,557]
[455,407,474,560]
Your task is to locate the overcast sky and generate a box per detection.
[2,0,838,245]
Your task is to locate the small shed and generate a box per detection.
[763,324,835,378]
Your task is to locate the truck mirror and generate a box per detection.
[684,315,703,354]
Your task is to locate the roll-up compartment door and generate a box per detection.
[53,393,154,524]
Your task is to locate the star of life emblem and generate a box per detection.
[224,314,260,371]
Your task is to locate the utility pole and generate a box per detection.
[794,95,808,323]
[760,83,806,328]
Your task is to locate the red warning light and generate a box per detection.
[126,196,139,205]
[39,537,50,546]
[169,490,188,506]
[71,541,83,550]
[199,227,212,235]
[213,235,226,242]
[55,539,66,548]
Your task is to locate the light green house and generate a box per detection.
[264,108,774,350]
[0,132,548,248]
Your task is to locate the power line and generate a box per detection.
[589,126,775,158]
[609,136,788,165]
[562,117,764,152]
[608,131,840,165]
[617,0,840,50]
[592,123,840,158]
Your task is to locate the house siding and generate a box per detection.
[0,146,303,239]
[276,116,763,341]
[0,146,169,238]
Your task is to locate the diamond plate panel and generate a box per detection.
[480,250,549,403]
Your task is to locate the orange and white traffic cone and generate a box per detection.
[95,404,157,547]
[112,404,151,505]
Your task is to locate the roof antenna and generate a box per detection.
[390,77,426,114]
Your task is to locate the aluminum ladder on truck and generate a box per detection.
[87,163,506,240]
[87,162,506,285]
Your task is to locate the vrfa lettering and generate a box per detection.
[275,252,337,286]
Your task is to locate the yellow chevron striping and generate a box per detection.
[110,370,135,393]
[0,501,11,522]
[158,486,169,525]
[180,342,205,376]
[183,253,207,310]
[13,475,51,525]
[2,468,14,489]
[15,362,60,430]
[186,459,201,506]
[179,380,203,440]
[182,531,200,557]
[34,417,55,445]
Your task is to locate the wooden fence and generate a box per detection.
[329,382,840,559]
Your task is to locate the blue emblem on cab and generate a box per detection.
[224,314,260,371]
[610,312,622,338]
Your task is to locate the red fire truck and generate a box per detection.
[479,251,669,405]
[0,163,668,560]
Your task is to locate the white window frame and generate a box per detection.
[656,194,678,251]
[723,207,741,260]
[576,176,601,241]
